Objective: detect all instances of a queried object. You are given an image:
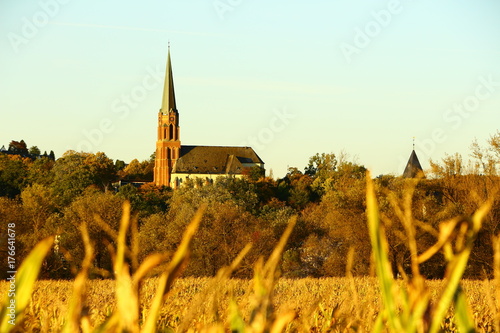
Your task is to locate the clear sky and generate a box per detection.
[1,0,499,178]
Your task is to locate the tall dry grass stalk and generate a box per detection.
[366,171,493,332]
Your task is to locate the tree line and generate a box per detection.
[0,132,499,279]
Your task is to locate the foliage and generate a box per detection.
[0,131,500,282]
[58,191,125,273]
[0,154,29,197]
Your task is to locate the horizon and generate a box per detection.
[1,1,499,178]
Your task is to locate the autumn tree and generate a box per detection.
[58,190,125,273]
[119,158,154,181]
[298,169,369,277]
[84,152,117,190]
[139,183,275,277]
[18,184,58,255]
[0,197,23,279]
[8,140,28,155]
[470,130,500,175]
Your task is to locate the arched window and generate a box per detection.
[169,124,174,140]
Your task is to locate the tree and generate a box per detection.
[0,154,29,197]
[59,191,125,273]
[304,152,337,178]
[120,158,154,181]
[244,165,265,181]
[115,159,126,171]
[28,146,41,156]
[84,152,117,190]
[471,130,500,175]
[0,197,23,279]
[51,151,117,205]
[51,151,95,206]
[429,153,465,177]
[299,171,370,277]
[8,140,28,155]
[19,184,58,258]
[139,183,274,277]
[26,156,55,186]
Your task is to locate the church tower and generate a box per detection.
[154,46,180,187]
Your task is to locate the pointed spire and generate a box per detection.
[403,147,425,178]
[161,44,177,114]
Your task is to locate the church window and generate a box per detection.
[169,124,174,140]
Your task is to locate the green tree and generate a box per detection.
[51,151,95,206]
[26,156,55,186]
[51,151,117,205]
[244,165,265,181]
[115,159,126,171]
[84,152,117,190]
[0,154,29,197]
[28,146,41,156]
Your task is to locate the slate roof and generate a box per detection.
[403,150,425,178]
[172,146,264,174]
[161,47,177,114]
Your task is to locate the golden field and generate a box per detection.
[0,277,498,332]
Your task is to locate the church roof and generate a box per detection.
[172,146,264,174]
[161,46,176,114]
[403,150,425,178]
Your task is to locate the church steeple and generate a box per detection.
[403,140,425,178]
[161,45,177,114]
[154,46,181,187]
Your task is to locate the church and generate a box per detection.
[154,48,264,188]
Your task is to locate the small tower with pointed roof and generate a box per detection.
[154,46,181,187]
[403,138,425,178]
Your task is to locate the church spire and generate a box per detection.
[403,138,425,178]
[161,45,176,114]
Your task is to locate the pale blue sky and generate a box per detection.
[1,0,499,177]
